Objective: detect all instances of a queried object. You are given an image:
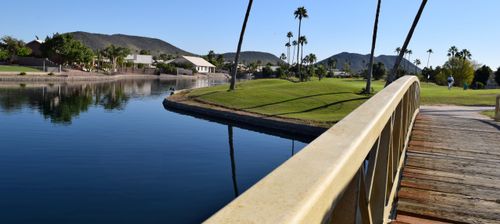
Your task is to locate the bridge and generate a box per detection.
[204,76,500,223]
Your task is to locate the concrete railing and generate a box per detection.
[205,76,420,224]
[496,95,500,121]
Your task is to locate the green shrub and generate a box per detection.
[19,72,26,76]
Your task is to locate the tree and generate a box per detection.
[386,0,428,86]
[365,0,382,94]
[395,47,401,55]
[286,31,293,65]
[414,59,421,74]
[0,49,8,61]
[472,65,492,88]
[495,67,500,86]
[440,56,474,87]
[307,53,317,66]
[207,50,216,63]
[372,62,387,80]
[294,6,308,81]
[280,53,287,62]
[457,49,472,60]
[230,0,253,91]
[216,55,225,68]
[41,33,94,65]
[426,49,433,67]
[299,36,308,78]
[447,46,458,57]
[101,45,130,72]
[317,64,327,80]
[139,49,151,55]
[0,36,32,60]
[291,40,298,65]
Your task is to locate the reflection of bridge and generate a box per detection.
[205,76,500,223]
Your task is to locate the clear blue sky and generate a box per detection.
[1,0,499,68]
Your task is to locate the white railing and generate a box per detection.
[205,76,420,224]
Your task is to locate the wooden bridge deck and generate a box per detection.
[394,106,500,224]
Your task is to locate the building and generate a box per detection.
[124,54,153,67]
[26,39,44,57]
[172,56,216,73]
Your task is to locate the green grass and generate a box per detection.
[481,110,496,119]
[188,79,383,126]
[420,82,500,106]
[0,65,40,72]
[187,78,500,126]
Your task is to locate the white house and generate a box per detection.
[172,56,216,73]
[125,54,153,67]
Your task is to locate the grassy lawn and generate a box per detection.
[0,65,40,72]
[187,78,500,126]
[481,110,496,119]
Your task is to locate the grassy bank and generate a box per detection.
[0,65,41,72]
[186,78,500,125]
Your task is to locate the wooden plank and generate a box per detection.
[395,110,500,224]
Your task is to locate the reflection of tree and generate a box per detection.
[228,125,239,198]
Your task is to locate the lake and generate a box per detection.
[0,78,308,224]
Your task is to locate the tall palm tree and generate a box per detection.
[299,36,308,70]
[365,0,382,94]
[286,32,293,65]
[407,49,413,71]
[414,59,421,74]
[291,40,298,65]
[294,7,308,81]
[426,48,433,67]
[230,0,254,91]
[386,0,428,86]
[458,49,472,60]
[308,53,317,65]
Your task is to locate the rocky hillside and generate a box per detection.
[68,31,193,56]
[222,51,282,65]
[317,52,421,73]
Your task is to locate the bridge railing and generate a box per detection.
[205,76,421,224]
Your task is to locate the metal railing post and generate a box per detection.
[495,95,500,121]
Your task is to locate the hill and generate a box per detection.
[317,52,421,73]
[221,51,282,65]
[68,31,193,56]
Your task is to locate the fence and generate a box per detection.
[205,76,421,224]
[11,56,61,72]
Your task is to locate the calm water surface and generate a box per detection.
[0,79,308,224]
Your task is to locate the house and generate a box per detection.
[172,56,216,73]
[125,54,153,67]
[26,39,44,57]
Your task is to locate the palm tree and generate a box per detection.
[280,53,287,62]
[426,48,433,67]
[291,40,298,65]
[407,49,413,71]
[227,125,239,197]
[230,0,254,91]
[458,49,472,60]
[447,46,458,58]
[414,59,421,74]
[286,32,293,65]
[386,0,428,86]
[299,36,308,72]
[294,6,308,81]
[395,47,402,55]
[365,0,382,94]
[308,53,317,65]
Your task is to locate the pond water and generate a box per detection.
[0,78,308,224]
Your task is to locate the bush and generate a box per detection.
[18,72,26,76]
[48,72,54,76]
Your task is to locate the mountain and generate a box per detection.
[68,31,193,56]
[317,52,421,73]
[221,51,282,65]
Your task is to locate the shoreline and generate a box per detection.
[163,90,328,139]
[0,72,229,82]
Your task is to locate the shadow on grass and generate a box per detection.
[242,92,352,110]
[274,97,370,116]
[189,91,221,99]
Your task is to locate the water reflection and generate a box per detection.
[0,79,225,124]
[228,125,239,198]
